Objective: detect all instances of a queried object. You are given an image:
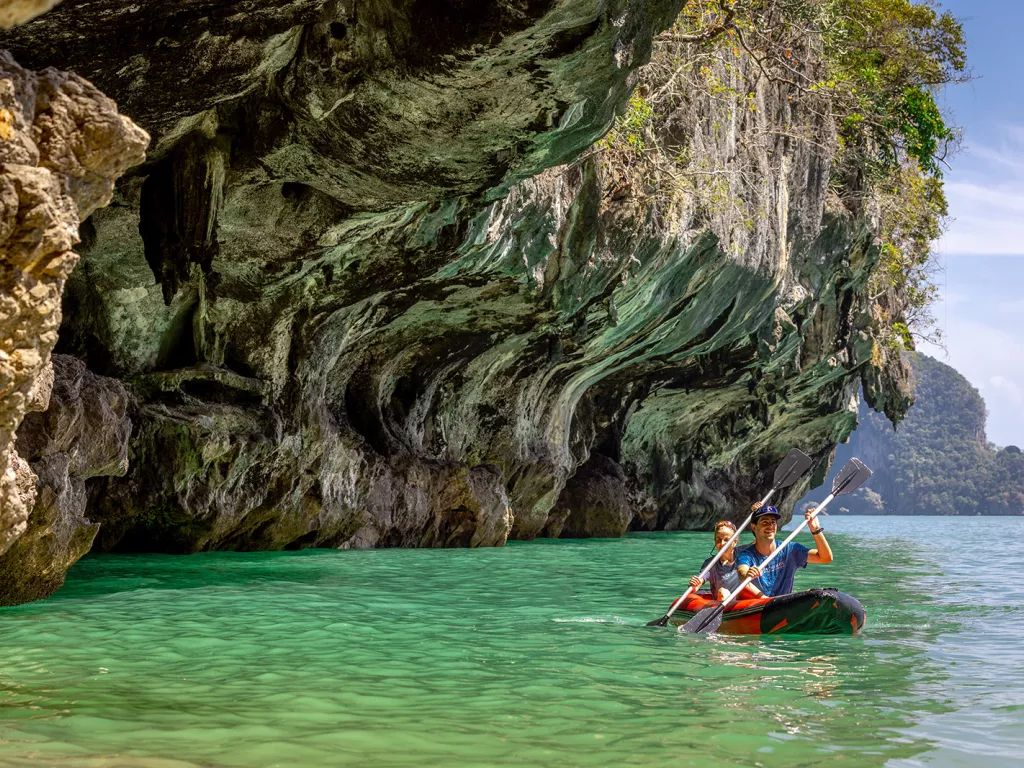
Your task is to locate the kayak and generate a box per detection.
[668,588,866,635]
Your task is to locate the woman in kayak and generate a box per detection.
[688,520,764,602]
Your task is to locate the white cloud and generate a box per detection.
[942,287,971,309]
[942,185,1024,255]
[947,181,1024,214]
[941,127,1024,256]
[989,375,1024,408]
[996,298,1024,313]
[920,318,1024,447]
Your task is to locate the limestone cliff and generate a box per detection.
[1,355,130,603]
[0,46,146,573]
[0,1,915,602]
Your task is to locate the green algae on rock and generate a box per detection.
[0,0,939,603]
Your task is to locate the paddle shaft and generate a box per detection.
[662,487,778,619]
[718,491,835,610]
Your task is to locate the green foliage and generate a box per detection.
[840,354,1024,515]
[891,322,914,350]
[872,165,949,350]
[600,0,965,351]
[600,92,656,155]
[821,0,966,179]
[649,0,967,180]
[889,86,954,175]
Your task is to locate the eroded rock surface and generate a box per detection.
[0,48,147,561]
[0,0,61,30]
[0,355,129,604]
[1,0,912,600]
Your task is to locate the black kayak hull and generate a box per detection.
[669,588,867,635]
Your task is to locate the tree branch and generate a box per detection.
[655,0,739,45]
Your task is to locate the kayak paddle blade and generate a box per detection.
[679,605,723,634]
[646,615,670,627]
[772,448,813,489]
[831,458,872,496]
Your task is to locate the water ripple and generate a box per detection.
[0,518,1019,767]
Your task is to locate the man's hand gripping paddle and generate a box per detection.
[678,457,872,635]
[645,448,813,628]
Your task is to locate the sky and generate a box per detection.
[914,0,1024,448]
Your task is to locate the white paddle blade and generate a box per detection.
[772,448,813,489]
[831,458,872,496]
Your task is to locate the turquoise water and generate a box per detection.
[0,517,1021,767]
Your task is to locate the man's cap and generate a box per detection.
[752,505,781,522]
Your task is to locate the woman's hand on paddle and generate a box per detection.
[689,575,704,590]
[751,501,763,511]
[742,565,761,580]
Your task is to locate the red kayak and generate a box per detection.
[669,588,866,635]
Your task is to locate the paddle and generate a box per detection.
[645,448,813,627]
[678,457,872,635]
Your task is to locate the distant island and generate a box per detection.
[819,354,1024,515]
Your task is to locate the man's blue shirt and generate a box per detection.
[736,541,810,597]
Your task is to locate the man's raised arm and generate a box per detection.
[804,507,833,564]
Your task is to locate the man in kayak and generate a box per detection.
[737,503,832,597]
[687,520,765,601]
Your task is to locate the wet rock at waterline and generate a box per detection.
[0,356,129,604]
[0,0,913,603]
[544,454,632,539]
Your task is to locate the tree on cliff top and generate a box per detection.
[664,0,965,181]
[601,0,965,356]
